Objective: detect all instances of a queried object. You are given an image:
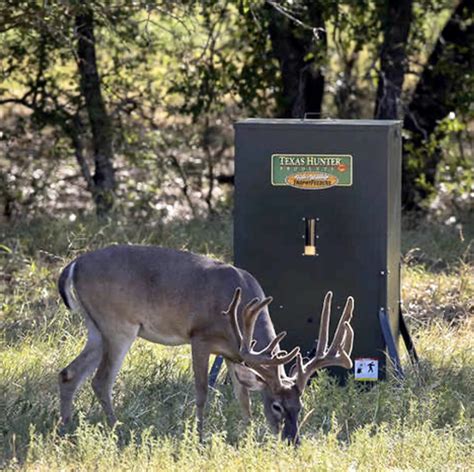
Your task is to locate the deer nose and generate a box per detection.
[281,422,300,446]
[282,431,300,447]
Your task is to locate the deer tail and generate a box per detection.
[58,261,81,312]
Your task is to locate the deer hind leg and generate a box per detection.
[226,360,251,423]
[59,315,103,426]
[191,338,210,441]
[91,324,138,427]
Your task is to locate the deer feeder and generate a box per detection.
[233,119,409,381]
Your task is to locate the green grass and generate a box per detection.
[1,215,473,471]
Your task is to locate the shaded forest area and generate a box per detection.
[0,0,472,222]
[1,3,473,469]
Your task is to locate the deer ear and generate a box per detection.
[233,364,267,391]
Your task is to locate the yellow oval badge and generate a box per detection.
[286,172,338,190]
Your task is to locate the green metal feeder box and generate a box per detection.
[233,119,406,381]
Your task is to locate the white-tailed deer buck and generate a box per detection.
[58,245,354,443]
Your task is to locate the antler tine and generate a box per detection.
[315,291,332,358]
[241,296,300,366]
[258,346,300,365]
[295,293,355,391]
[223,289,300,372]
[255,330,287,357]
[223,287,242,316]
[338,322,354,368]
[241,297,273,351]
[223,287,244,348]
[327,296,354,356]
[294,353,307,392]
[343,321,354,355]
[332,297,355,370]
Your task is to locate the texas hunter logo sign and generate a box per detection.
[271,154,353,190]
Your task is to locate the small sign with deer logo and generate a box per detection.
[354,357,379,381]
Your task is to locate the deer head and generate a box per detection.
[223,288,354,444]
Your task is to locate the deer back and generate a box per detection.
[61,245,277,356]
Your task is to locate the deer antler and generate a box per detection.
[294,291,354,392]
[223,288,300,368]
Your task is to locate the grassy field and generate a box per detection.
[1,215,473,471]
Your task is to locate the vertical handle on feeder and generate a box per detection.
[304,217,317,256]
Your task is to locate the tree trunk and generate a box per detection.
[374,0,412,119]
[75,7,115,216]
[402,0,474,208]
[267,2,326,118]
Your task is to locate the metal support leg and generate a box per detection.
[208,355,224,388]
[399,305,419,366]
[379,308,404,379]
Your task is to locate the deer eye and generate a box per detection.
[272,402,283,415]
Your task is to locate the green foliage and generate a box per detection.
[0,1,241,219]
[1,216,473,470]
[1,0,472,219]
[403,111,474,213]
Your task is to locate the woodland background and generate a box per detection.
[0,1,473,470]
[0,0,472,222]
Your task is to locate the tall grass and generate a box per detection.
[1,215,473,471]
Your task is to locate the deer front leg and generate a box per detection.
[191,338,210,442]
[226,360,251,423]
